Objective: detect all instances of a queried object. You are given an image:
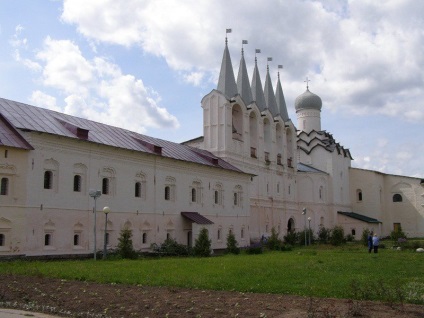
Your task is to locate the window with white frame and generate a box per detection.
[101,167,115,196]
[233,185,243,207]
[165,176,176,201]
[73,163,87,194]
[135,172,147,199]
[190,180,202,203]
[213,183,223,205]
[43,158,58,191]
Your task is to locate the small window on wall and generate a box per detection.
[357,189,362,201]
[191,188,196,202]
[44,171,53,189]
[102,178,110,195]
[135,182,141,197]
[73,175,82,192]
[393,194,403,202]
[142,232,147,244]
[351,229,356,236]
[165,186,171,200]
[44,233,52,246]
[0,233,5,246]
[217,228,222,240]
[73,234,80,246]
[1,177,8,195]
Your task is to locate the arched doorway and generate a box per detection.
[287,218,295,233]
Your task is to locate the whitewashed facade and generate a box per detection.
[0,38,423,257]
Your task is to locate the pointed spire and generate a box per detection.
[236,41,253,105]
[251,50,266,112]
[217,34,238,99]
[276,66,289,121]
[264,58,279,117]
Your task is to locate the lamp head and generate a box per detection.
[103,206,110,214]
[302,208,306,215]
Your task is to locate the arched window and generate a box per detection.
[0,233,5,246]
[0,177,8,195]
[73,175,81,192]
[166,232,171,240]
[191,188,196,202]
[241,227,244,239]
[319,186,323,200]
[249,112,258,158]
[214,190,219,204]
[73,234,80,246]
[393,194,403,202]
[142,232,147,244]
[44,171,53,189]
[102,178,109,195]
[135,182,141,197]
[44,233,51,246]
[233,185,243,207]
[217,228,221,240]
[232,104,243,141]
[165,186,171,200]
[357,189,362,201]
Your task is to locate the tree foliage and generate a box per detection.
[193,228,212,257]
[226,231,240,254]
[117,227,137,259]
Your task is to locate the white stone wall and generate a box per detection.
[0,130,251,256]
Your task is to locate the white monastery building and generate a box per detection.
[1,37,423,257]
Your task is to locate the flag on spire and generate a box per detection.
[278,65,283,69]
[267,57,272,62]
[242,40,248,44]
[226,29,232,33]
[255,49,261,53]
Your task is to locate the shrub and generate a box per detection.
[330,226,345,246]
[346,234,355,242]
[266,227,283,250]
[361,228,371,246]
[155,237,190,256]
[390,225,407,242]
[193,228,212,257]
[317,226,331,244]
[226,231,240,255]
[245,242,263,254]
[284,231,299,245]
[117,227,137,259]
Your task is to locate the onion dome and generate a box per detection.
[295,88,322,111]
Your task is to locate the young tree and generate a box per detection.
[117,227,137,259]
[226,231,240,254]
[330,225,345,246]
[193,228,212,257]
[266,227,283,250]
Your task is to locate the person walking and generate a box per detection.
[367,232,373,253]
[372,233,380,253]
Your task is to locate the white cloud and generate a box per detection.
[60,0,424,124]
[31,37,179,132]
[30,90,61,112]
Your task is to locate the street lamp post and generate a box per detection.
[307,217,311,245]
[103,206,110,259]
[302,208,307,246]
[89,189,102,260]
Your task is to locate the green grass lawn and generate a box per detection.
[1,244,423,303]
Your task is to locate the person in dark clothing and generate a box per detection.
[367,232,373,253]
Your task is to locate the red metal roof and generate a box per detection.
[0,98,244,173]
[181,212,214,224]
[0,112,34,150]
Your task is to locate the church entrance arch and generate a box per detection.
[287,218,295,233]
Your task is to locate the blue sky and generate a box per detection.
[1,0,423,178]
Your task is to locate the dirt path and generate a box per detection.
[1,274,423,317]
